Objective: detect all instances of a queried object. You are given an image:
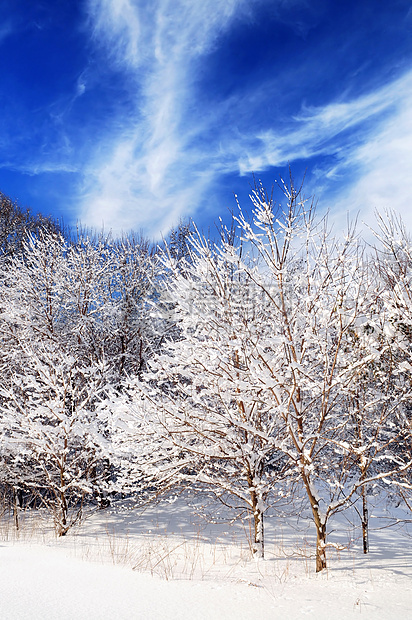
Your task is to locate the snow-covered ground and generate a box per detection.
[1,496,411,619]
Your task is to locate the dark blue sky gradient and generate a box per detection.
[1,0,412,238]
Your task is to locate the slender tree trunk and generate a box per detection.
[248,477,264,558]
[354,397,369,553]
[308,497,327,571]
[303,474,328,571]
[361,483,369,554]
[59,466,68,536]
[253,505,264,558]
[315,519,327,572]
[12,487,19,531]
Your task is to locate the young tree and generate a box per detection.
[0,227,161,525]
[229,180,412,570]
[341,321,403,555]
[133,178,411,570]
[111,224,288,558]
[0,231,112,532]
[0,344,108,535]
[372,212,412,512]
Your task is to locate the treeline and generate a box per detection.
[0,183,411,572]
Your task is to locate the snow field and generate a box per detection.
[1,496,411,619]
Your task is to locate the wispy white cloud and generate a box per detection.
[229,69,412,241]
[307,72,412,238]
[87,0,142,69]
[0,161,79,176]
[76,75,87,97]
[79,0,261,236]
[237,72,411,173]
[77,0,412,238]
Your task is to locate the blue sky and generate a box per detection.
[1,0,412,239]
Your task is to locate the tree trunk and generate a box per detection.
[12,487,19,531]
[315,519,327,572]
[361,484,369,554]
[309,498,327,572]
[248,478,264,558]
[253,505,264,558]
[303,474,328,571]
[59,467,69,536]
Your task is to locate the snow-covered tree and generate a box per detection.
[113,225,288,558]
[0,191,60,262]
[0,344,108,535]
[129,179,411,570]
[229,180,412,570]
[0,232,107,532]
[341,310,405,554]
[109,234,159,379]
[372,212,412,512]
[0,228,159,528]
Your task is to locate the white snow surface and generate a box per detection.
[1,497,411,619]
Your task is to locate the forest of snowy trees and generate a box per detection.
[0,181,412,572]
